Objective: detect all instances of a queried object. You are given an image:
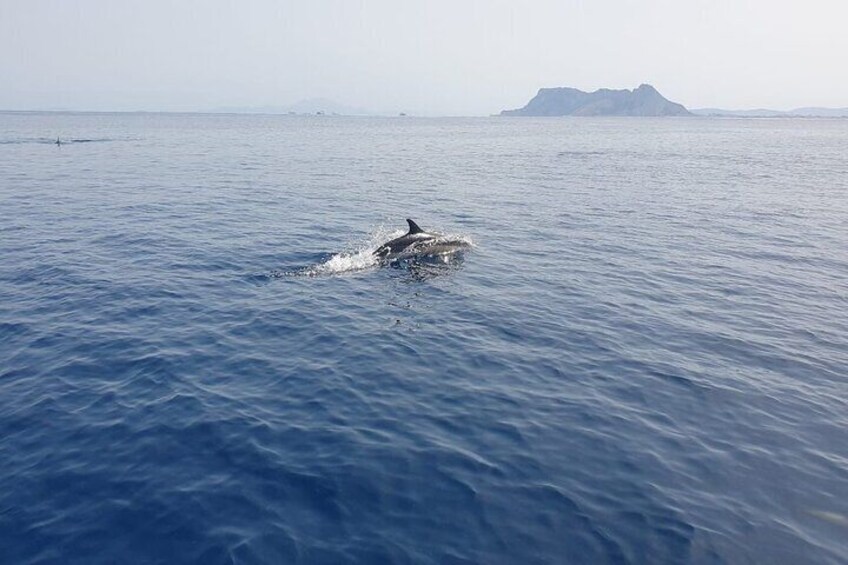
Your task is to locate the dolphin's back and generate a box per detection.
[374,219,469,261]
[376,233,434,257]
[375,219,436,258]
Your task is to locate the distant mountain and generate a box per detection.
[791,107,848,117]
[501,84,691,117]
[691,108,785,117]
[692,107,848,118]
[212,98,373,116]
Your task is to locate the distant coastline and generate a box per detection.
[690,107,848,118]
[2,99,847,119]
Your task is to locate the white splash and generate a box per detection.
[305,248,379,276]
[301,224,403,276]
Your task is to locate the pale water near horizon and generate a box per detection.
[1,113,847,564]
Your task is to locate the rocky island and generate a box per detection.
[501,84,691,117]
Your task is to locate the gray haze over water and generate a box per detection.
[2,0,847,115]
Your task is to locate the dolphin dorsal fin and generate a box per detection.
[406,219,424,234]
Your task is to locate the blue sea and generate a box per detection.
[1,112,846,564]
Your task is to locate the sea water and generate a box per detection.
[1,113,846,564]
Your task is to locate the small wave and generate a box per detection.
[0,138,51,145]
[0,137,117,146]
[59,138,114,144]
[557,150,606,158]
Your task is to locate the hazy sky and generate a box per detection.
[2,0,847,114]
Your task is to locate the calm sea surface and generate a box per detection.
[1,113,846,564]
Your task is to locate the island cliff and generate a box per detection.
[501,84,691,117]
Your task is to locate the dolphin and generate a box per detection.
[374,219,471,262]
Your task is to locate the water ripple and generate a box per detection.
[1,114,847,564]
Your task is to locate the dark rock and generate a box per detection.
[502,84,691,117]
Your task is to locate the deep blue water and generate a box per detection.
[1,112,847,564]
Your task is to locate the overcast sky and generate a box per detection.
[2,0,847,114]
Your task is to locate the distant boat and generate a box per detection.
[399,112,407,117]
